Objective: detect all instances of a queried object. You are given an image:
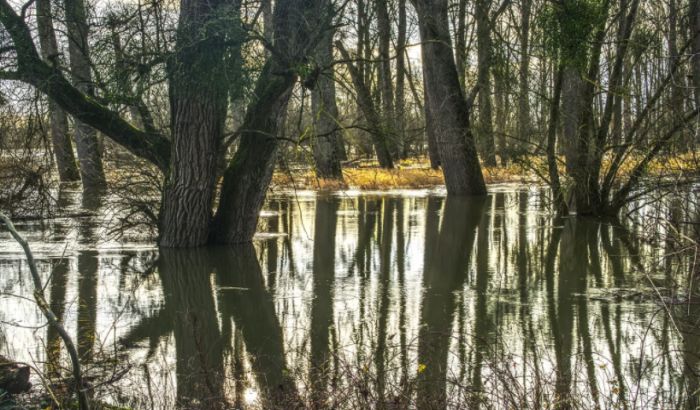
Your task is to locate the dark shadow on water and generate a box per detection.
[416,195,486,409]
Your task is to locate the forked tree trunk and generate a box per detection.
[158,0,229,247]
[36,0,80,182]
[209,64,295,244]
[210,0,320,244]
[413,0,487,195]
[64,0,106,189]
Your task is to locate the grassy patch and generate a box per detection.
[272,157,538,190]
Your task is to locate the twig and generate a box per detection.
[0,213,90,410]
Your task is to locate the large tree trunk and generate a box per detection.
[311,9,343,180]
[36,0,80,182]
[517,0,531,157]
[455,0,468,92]
[413,0,487,195]
[210,0,321,244]
[209,63,294,244]
[158,0,229,247]
[64,0,106,189]
[475,0,497,167]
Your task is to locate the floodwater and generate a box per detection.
[0,185,698,409]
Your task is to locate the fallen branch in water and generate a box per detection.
[0,213,90,410]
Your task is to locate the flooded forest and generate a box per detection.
[0,0,699,408]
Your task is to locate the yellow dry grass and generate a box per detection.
[271,157,538,191]
[272,152,700,191]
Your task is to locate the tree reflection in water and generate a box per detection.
[2,190,698,408]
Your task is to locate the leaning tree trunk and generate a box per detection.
[336,42,395,169]
[158,0,229,247]
[64,0,106,189]
[210,0,321,244]
[413,0,487,195]
[209,64,294,244]
[311,6,343,180]
[475,0,497,167]
[36,0,80,182]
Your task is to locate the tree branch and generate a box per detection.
[0,0,171,171]
[0,213,90,410]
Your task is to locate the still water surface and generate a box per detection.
[0,186,698,409]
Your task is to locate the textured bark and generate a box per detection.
[517,0,531,156]
[413,0,487,195]
[475,0,497,166]
[311,12,343,180]
[261,0,273,45]
[209,64,294,244]
[158,0,229,247]
[36,0,80,182]
[455,0,468,91]
[64,0,106,189]
[210,0,321,244]
[336,42,395,168]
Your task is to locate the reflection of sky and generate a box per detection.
[0,186,696,408]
